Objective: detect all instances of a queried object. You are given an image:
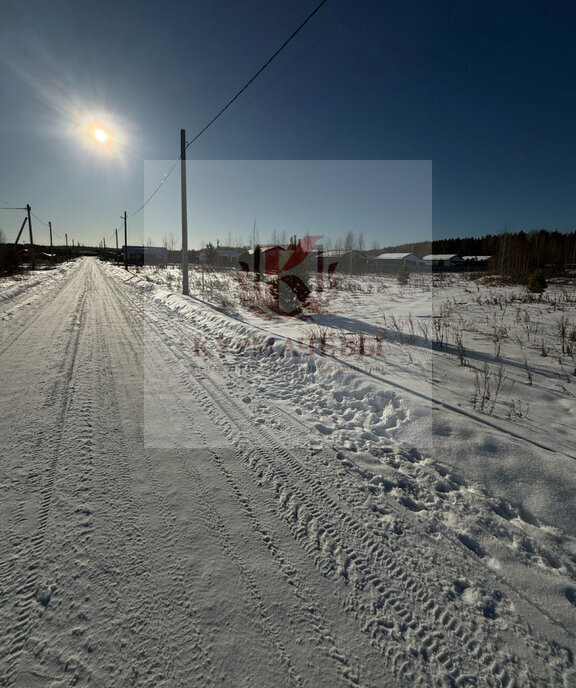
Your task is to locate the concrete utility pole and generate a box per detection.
[180,129,189,295]
[115,228,119,265]
[123,211,128,270]
[48,221,54,265]
[26,204,35,270]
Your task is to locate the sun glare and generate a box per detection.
[66,107,130,168]
[94,127,108,143]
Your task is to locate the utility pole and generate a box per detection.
[65,233,68,255]
[123,211,128,270]
[14,217,28,245]
[48,221,54,265]
[115,228,119,266]
[180,129,189,295]
[26,204,35,270]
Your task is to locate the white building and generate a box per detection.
[369,253,426,272]
[422,254,465,267]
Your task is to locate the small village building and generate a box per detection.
[123,245,168,266]
[422,254,465,269]
[369,252,426,272]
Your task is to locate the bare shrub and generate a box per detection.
[472,362,505,414]
[454,331,467,366]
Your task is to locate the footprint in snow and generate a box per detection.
[458,533,485,558]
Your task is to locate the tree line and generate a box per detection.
[378,229,576,277]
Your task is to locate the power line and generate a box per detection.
[130,159,180,217]
[185,0,329,151]
[0,199,25,208]
[31,211,50,227]
[196,0,362,149]
[129,0,329,219]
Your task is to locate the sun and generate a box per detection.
[93,127,109,143]
[69,109,129,166]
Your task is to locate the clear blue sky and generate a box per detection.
[1,0,575,249]
[144,160,431,249]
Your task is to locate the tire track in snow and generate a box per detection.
[143,364,368,687]
[206,449,365,687]
[160,368,473,688]
[79,261,219,687]
[99,262,319,686]
[0,261,83,358]
[104,262,575,687]
[0,264,90,686]
[201,378,574,687]
[267,395,576,649]
[137,331,308,687]
[108,270,385,686]
[149,267,576,610]
[1,261,217,686]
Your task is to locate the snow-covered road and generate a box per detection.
[1,259,574,687]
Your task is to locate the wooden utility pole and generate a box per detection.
[48,221,54,264]
[26,204,35,269]
[123,211,128,270]
[14,217,28,245]
[180,129,189,295]
[65,233,68,253]
[115,228,119,265]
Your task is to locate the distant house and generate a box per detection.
[369,252,426,272]
[123,245,167,266]
[422,254,465,269]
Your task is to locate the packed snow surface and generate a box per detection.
[1,258,575,687]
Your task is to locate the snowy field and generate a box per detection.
[1,258,575,687]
